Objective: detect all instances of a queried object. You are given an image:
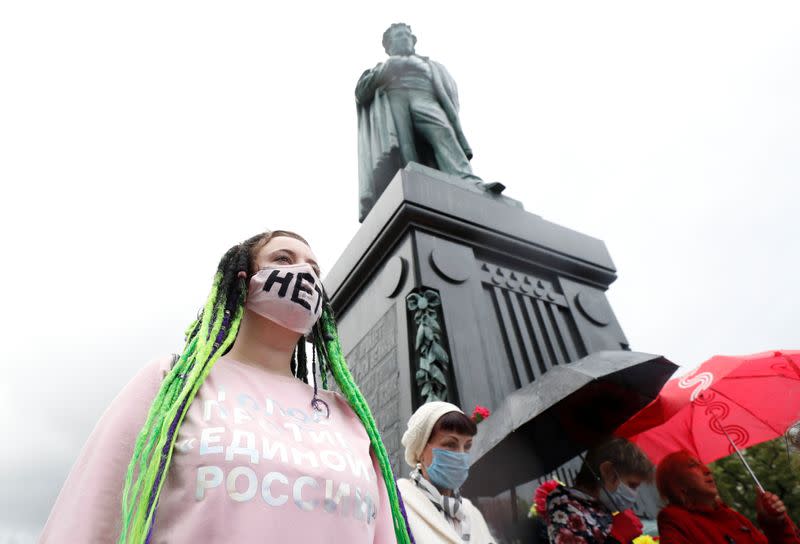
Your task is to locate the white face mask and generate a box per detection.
[246,263,323,334]
[600,471,639,512]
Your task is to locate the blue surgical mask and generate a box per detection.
[426,448,470,491]
[600,472,638,512]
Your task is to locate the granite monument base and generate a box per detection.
[326,163,629,484]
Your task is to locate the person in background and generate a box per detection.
[656,450,800,544]
[545,437,653,544]
[398,401,496,544]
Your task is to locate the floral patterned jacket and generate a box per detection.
[545,485,620,544]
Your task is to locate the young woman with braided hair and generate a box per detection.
[41,230,414,544]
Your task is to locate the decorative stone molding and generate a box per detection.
[383,256,408,298]
[430,246,471,283]
[406,288,452,403]
[480,263,567,307]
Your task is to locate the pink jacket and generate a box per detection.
[40,356,396,543]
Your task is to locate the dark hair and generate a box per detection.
[382,22,417,54]
[574,437,654,490]
[431,411,478,439]
[246,230,309,274]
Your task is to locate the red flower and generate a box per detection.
[471,405,491,423]
[533,480,563,521]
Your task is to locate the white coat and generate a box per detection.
[397,478,496,544]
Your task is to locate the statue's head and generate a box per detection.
[382,23,417,56]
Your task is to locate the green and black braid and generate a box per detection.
[312,301,414,544]
[118,232,270,543]
[118,231,413,544]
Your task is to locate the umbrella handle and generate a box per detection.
[722,426,765,494]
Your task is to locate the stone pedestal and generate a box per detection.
[326,163,630,481]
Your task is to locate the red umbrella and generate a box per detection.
[615,350,800,489]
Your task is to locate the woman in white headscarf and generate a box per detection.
[398,401,495,544]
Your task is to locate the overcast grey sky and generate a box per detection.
[1,1,798,540]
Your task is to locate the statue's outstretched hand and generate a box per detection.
[405,55,428,70]
[381,55,418,80]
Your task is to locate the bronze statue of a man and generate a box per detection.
[356,23,502,222]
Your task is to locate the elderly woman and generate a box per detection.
[398,401,495,544]
[656,450,800,544]
[545,437,654,544]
